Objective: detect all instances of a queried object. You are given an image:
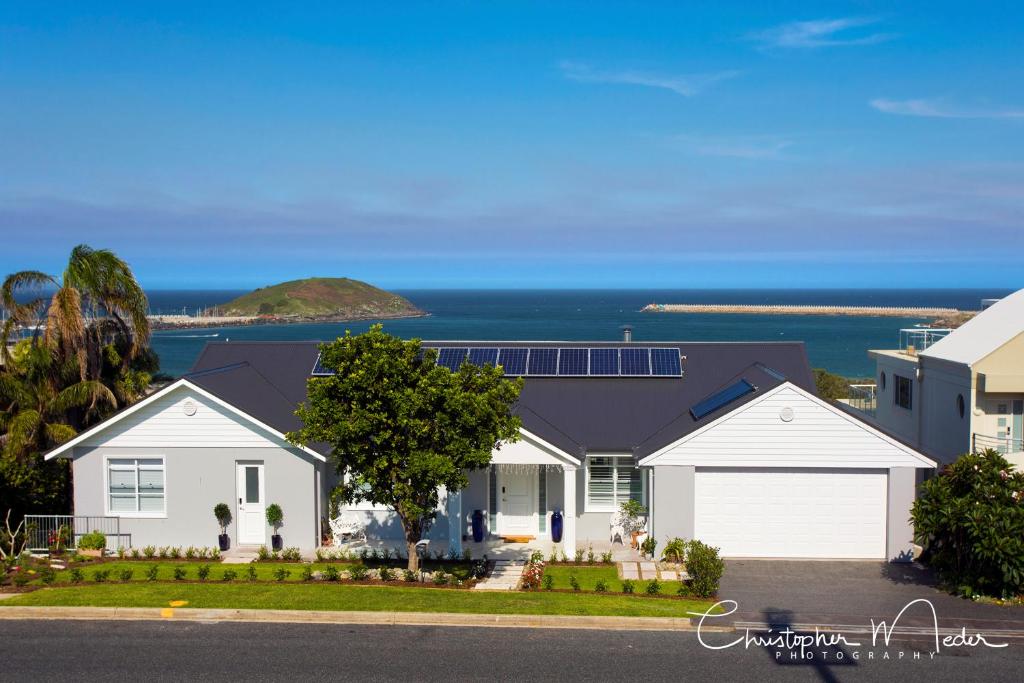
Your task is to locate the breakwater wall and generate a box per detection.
[641,303,964,317]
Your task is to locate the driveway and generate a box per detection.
[718,560,1024,632]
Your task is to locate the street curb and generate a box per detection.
[733,620,1024,640]
[0,606,731,632]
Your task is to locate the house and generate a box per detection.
[848,289,1024,469]
[45,336,935,561]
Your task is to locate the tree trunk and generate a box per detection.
[406,541,420,573]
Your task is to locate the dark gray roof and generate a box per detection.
[188,340,816,460]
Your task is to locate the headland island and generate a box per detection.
[148,277,426,330]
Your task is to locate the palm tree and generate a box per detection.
[1,245,150,380]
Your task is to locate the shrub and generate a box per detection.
[378,566,394,582]
[594,579,608,593]
[432,571,448,586]
[78,530,106,551]
[300,565,314,582]
[573,548,584,564]
[662,537,687,564]
[323,565,340,582]
[211,547,221,560]
[92,569,110,583]
[813,368,851,401]
[281,547,302,561]
[542,574,554,591]
[403,569,418,583]
[173,567,187,581]
[586,546,595,564]
[272,567,291,582]
[40,567,56,584]
[214,502,232,534]
[117,546,126,559]
[169,547,182,559]
[315,548,328,562]
[529,549,545,564]
[621,579,634,594]
[676,582,693,597]
[348,564,369,581]
[130,548,141,560]
[520,561,544,590]
[266,503,284,533]
[568,574,581,592]
[359,547,370,562]
[645,578,661,595]
[685,539,725,599]
[197,564,211,581]
[118,569,134,582]
[600,551,613,564]
[640,536,657,558]
[247,563,258,581]
[142,546,156,559]
[256,546,271,561]
[70,568,84,584]
[158,546,169,559]
[548,549,559,563]
[13,572,30,587]
[146,565,159,581]
[912,450,1024,599]
[379,547,392,561]
[185,546,197,560]
[447,574,461,588]
[222,569,238,582]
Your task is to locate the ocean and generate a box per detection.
[146,289,1012,378]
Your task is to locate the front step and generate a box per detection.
[472,559,524,591]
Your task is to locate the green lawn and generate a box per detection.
[543,565,683,594]
[2,583,718,618]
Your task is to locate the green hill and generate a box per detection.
[219,278,424,320]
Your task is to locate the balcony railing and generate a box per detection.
[23,515,126,552]
[847,384,877,417]
[898,328,952,354]
[972,433,1024,456]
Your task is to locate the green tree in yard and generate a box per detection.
[812,368,850,401]
[288,325,523,571]
[911,449,1024,599]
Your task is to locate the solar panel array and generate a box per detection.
[689,379,756,420]
[311,355,334,376]
[424,346,683,377]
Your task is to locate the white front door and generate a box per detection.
[236,463,265,545]
[498,470,536,535]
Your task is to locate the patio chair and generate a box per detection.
[609,510,627,545]
[329,513,367,545]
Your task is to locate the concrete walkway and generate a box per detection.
[472,559,523,591]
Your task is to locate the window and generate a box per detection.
[586,456,643,512]
[107,458,165,515]
[894,375,912,410]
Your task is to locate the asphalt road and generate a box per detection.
[2,620,1022,682]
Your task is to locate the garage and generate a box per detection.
[693,467,888,559]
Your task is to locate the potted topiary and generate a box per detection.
[77,530,107,558]
[266,503,283,551]
[214,503,232,551]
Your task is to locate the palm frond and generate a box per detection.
[65,244,150,352]
[3,408,42,458]
[52,380,117,415]
[45,286,87,371]
[1,270,58,313]
[44,422,78,446]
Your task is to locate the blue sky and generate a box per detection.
[2,2,1022,289]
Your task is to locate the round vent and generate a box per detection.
[182,400,197,416]
[779,406,795,422]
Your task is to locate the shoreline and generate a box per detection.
[149,311,430,331]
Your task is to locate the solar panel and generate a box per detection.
[620,347,651,376]
[311,354,335,376]
[497,348,528,375]
[588,348,619,375]
[467,348,499,367]
[527,348,558,375]
[690,379,756,420]
[650,348,682,376]
[557,348,588,375]
[437,347,469,371]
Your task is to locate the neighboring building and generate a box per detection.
[851,289,1024,468]
[46,337,934,561]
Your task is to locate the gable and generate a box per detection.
[640,383,935,469]
[491,429,580,467]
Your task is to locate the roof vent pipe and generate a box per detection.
[621,325,633,343]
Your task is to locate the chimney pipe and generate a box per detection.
[621,325,633,343]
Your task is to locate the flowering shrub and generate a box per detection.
[912,449,1024,599]
[520,560,545,590]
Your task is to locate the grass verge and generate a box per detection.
[543,565,682,594]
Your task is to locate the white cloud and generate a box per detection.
[559,61,739,97]
[752,17,894,49]
[870,98,1024,120]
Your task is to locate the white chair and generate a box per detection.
[329,513,366,545]
[609,510,627,545]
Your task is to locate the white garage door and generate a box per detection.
[694,467,887,559]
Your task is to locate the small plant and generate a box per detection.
[210,547,221,560]
[70,568,84,583]
[594,579,608,593]
[380,547,392,561]
[118,568,134,582]
[214,502,232,551]
[645,578,662,595]
[529,549,545,564]
[256,546,271,561]
[266,503,284,550]
[358,547,370,561]
[568,574,581,591]
[462,549,472,562]
[157,546,169,559]
[448,574,461,588]
[586,546,595,564]
[676,582,693,597]
[621,579,635,594]
[403,569,418,582]
[378,566,395,582]
[300,564,314,581]
[640,536,657,559]
[600,551,613,564]
[40,567,56,584]
[117,546,126,559]
[77,530,106,552]
[12,572,31,587]
[662,537,687,564]
[173,567,187,581]
[92,569,110,583]
[273,567,290,582]
[315,548,328,562]
[130,548,141,560]
[548,549,559,563]
[432,571,448,586]
[542,574,554,591]
[560,552,568,563]
[520,561,545,590]
[222,569,238,582]
[146,565,159,581]
[185,546,197,560]
[169,547,182,559]
[281,547,302,561]
[573,548,584,564]
[323,565,340,581]
[348,564,369,581]
[247,563,258,581]
[142,545,156,559]
[197,564,211,581]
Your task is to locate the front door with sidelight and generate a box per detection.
[498,470,536,535]
[236,463,265,545]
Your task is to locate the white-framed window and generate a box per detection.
[586,456,644,512]
[106,457,166,517]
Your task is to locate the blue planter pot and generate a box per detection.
[471,509,485,543]
[551,510,563,543]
